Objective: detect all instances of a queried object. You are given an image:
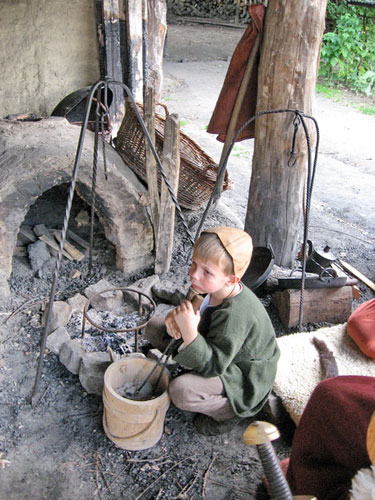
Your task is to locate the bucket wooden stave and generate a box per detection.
[103,357,170,451]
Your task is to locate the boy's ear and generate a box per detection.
[228,275,240,285]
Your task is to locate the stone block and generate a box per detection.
[67,293,88,314]
[42,301,72,331]
[152,280,188,306]
[59,339,85,375]
[84,279,123,312]
[123,274,160,307]
[46,326,71,355]
[79,351,111,395]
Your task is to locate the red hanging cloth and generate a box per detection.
[207,4,265,143]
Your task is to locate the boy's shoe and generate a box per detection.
[193,414,243,436]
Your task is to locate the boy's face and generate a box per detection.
[189,255,234,295]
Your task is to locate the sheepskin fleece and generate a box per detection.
[273,323,375,425]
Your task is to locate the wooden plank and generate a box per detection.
[18,227,37,244]
[144,85,160,240]
[102,0,126,129]
[53,231,85,262]
[38,235,73,261]
[272,287,353,328]
[339,260,375,293]
[155,113,180,274]
[146,0,167,102]
[66,229,90,250]
[33,224,59,258]
[124,0,143,101]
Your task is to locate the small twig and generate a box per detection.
[66,411,101,419]
[97,454,116,499]
[155,489,164,500]
[95,451,103,500]
[135,455,197,500]
[126,455,169,463]
[33,385,50,407]
[176,470,200,498]
[106,465,128,490]
[202,452,216,498]
[2,297,46,324]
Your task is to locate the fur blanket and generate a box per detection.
[273,323,375,424]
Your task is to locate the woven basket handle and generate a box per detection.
[155,102,169,118]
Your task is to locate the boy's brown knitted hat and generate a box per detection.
[203,226,253,278]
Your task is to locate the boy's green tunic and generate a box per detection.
[174,284,280,418]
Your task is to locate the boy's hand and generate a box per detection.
[173,300,200,346]
[165,309,181,339]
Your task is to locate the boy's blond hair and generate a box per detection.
[193,232,234,276]
[194,227,253,279]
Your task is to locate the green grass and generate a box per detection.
[232,145,252,160]
[316,83,344,101]
[358,105,375,115]
[179,120,188,127]
[316,82,375,116]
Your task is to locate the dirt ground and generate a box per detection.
[1,20,375,500]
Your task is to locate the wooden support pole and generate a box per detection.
[155,114,180,274]
[144,85,160,241]
[245,0,328,267]
[124,0,143,102]
[102,0,126,129]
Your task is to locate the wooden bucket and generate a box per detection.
[102,357,170,451]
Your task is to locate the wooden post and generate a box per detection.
[144,85,160,240]
[245,0,327,267]
[155,114,180,274]
[101,0,126,129]
[124,0,143,102]
[147,0,167,102]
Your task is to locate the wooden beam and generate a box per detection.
[155,114,180,274]
[144,85,160,241]
[53,231,85,262]
[37,235,73,261]
[66,229,90,250]
[33,224,59,258]
[18,227,37,244]
[124,0,143,102]
[339,260,375,293]
[102,0,126,129]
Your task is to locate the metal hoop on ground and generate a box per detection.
[81,287,156,353]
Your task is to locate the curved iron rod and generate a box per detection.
[31,79,194,404]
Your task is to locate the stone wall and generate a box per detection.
[0,0,100,118]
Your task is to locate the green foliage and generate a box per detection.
[359,105,375,115]
[319,1,375,96]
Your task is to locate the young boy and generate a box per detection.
[147,226,280,436]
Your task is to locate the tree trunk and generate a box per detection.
[245,0,327,267]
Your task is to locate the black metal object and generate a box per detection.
[278,275,349,289]
[242,245,275,291]
[51,86,113,128]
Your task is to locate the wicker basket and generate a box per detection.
[114,99,231,210]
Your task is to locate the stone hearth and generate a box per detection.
[0,117,154,299]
